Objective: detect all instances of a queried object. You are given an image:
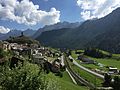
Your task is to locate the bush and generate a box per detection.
[84,48,105,58]
[0,48,5,58]
[0,63,43,90]
[112,76,120,90]
[55,72,63,78]
[0,62,59,90]
[102,73,112,87]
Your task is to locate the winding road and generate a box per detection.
[69,56,104,79]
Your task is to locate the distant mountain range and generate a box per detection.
[32,21,81,39]
[36,8,120,53]
[0,29,36,40]
[0,21,81,41]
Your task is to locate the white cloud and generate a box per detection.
[0,26,10,34]
[0,0,60,26]
[77,0,120,20]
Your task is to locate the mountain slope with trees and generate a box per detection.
[33,22,81,39]
[86,28,120,54]
[36,8,120,53]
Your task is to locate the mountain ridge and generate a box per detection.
[32,21,81,39]
[0,29,36,40]
[36,7,120,53]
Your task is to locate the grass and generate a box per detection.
[71,51,78,59]
[47,72,89,90]
[113,54,120,57]
[68,60,103,87]
[71,51,103,86]
[70,49,120,88]
[91,58,120,69]
[71,51,104,70]
[100,50,110,55]
[81,63,101,69]
[84,55,120,70]
[71,50,120,70]
[75,60,107,71]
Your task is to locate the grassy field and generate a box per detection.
[81,63,102,70]
[68,60,103,87]
[47,72,89,90]
[71,50,120,70]
[91,58,120,69]
[69,51,103,87]
[75,59,107,71]
[71,51,104,70]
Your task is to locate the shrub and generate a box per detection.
[0,48,5,58]
[0,62,59,90]
[84,48,105,58]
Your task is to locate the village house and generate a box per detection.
[31,47,49,56]
[108,67,119,74]
[32,54,47,64]
[30,44,39,49]
[2,41,11,51]
[51,59,61,73]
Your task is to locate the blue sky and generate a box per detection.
[0,0,83,31]
[0,0,120,33]
[33,0,82,22]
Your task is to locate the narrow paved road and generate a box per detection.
[66,68,77,84]
[61,55,77,84]
[69,56,104,79]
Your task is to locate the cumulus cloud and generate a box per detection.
[0,26,10,34]
[0,0,60,25]
[77,0,120,20]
